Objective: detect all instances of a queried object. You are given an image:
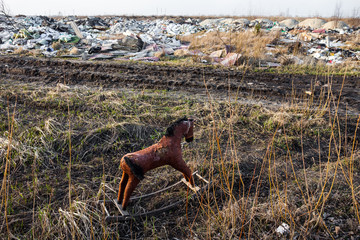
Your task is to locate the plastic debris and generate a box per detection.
[88,46,101,54]
[276,223,290,235]
[69,22,84,39]
[0,15,358,66]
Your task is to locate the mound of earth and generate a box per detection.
[298,18,327,29]
[279,19,299,28]
[322,20,349,30]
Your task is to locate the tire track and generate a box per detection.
[0,55,358,114]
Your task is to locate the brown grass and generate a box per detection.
[179,30,279,59]
[0,56,359,239]
[343,17,360,28]
[13,47,29,55]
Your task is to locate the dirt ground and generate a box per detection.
[0,55,359,115]
[0,55,359,239]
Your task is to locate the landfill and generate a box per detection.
[0,15,359,67]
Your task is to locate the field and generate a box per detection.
[0,55,359,239]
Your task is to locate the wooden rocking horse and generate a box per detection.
[117,117,195,210]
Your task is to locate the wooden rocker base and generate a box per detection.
[181,178,200,192]
[98,172,209,222]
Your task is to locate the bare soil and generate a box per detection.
[0,55,359,115]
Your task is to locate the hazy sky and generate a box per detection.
[4,0,360,17]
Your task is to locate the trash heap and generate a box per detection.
[0,15,359,67]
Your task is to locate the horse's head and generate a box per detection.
[165,117,195,142]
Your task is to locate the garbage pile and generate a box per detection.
[0,15,359,66]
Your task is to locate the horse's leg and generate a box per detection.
[117,173,129,204]
[171,160,194,186]
[122,176,140,210]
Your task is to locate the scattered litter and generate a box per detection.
[69,22,84,39]
[88,46,101,54]
[276,223,290,235]
[0,15,358,66]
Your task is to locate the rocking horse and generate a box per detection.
[117,117,196,210]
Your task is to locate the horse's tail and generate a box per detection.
[124,156,145,180]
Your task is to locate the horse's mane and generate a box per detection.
[165,117,188,137]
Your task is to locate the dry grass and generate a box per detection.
[179,30,279,59]
[344,17,360,28]
[13,47,29,55]
[195,67,360,239]
[0,67,359,239]
[344,34,360,51]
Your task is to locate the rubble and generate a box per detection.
[0,15,359,67]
